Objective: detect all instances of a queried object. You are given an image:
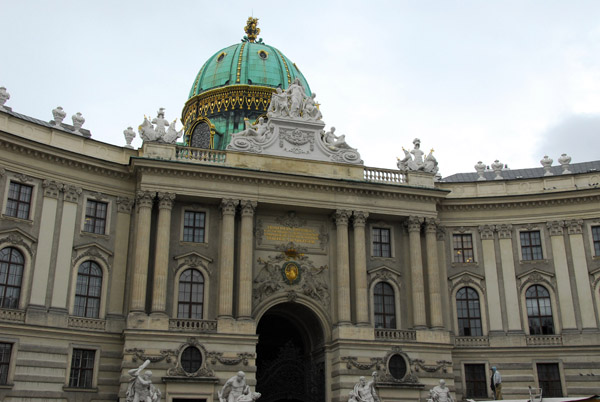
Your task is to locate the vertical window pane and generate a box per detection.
[526,285,554,335]
[0,343,12,385]
[6,182,33,220]
[520,231,543,261]
[592,227,600,256]
[0,248,24,309]
[453,234,474,263]
[83,200,108,234]
[178,269,204,319]
[372,228,391,258]
[456,287,482,336]
[183,211,206,243]
[74,261,102,318]
[69,349,95,388]
[374,282,396,329]
[465,364,487,398]
[537,363,562,397]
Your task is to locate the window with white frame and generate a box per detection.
[183,211,206,243]
[73,261,102,318]
[68,349,95,388]
[372,227,391,258]
[526,285,554,335]
[6,182,33,220]
[453,233,474,263]
[83,200,108,234]
[0,342,11,385]
[520,231,543,261]
[0,247,24,309]
[456,287,482,336]
[374,282,396,329]
[178,269,205,319]
[592,226,600,257]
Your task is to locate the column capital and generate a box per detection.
[220,198,238,216]
[334,209,351,226]
[478,224,495,240]
[424,218,439,234]
[352,211,369,227]
[566,219,583,235]
[63,184,82,203]
[116,196,134,213]
[407,216,423,232]
[436,225,447,241]
[495,224,513,239]
[546,220,565,236]
[157,192,176,210]
[240,200,257,217]
[42,179,63,198]
[136,191,155,208]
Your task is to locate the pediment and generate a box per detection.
[72,242,113,268]
[448,272,486,293]
[517,268,555,291]
[173,251,213,264]
[0,227,38,256]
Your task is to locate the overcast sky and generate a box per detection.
[2,0,599,177]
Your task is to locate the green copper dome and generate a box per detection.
[188,42,311,98]
[182,18,313,150]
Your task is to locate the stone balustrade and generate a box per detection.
[454,336,490,347]
[175,146,226,164]
[364,167,407,184]
[169,318,218,332]
[374,329,417,341]
[0,308,25,323]
[68,316,106,331]
[526,335,563,346]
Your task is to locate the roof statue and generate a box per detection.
[139,108,183,144]
[227,82,362,164]
[0,87,10,110]
[52,106,67,126]
[397,138,438,174]
[243,17,263,44]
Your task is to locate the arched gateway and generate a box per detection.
[256,303,326,402]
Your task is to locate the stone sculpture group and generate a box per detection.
[397,138,438,174]
[267,78,322,121]
[348,372,380,402]
[126,360,162,402]
[218,371,261,402]
[138,108,183,144]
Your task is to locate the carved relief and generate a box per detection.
[116,196,134,213]
[126,348,177,363]
[377,347,420,385]
[546,221,565,236]
[341,356,383,371]
[167,338,215,378]
[496,224,513,239]
[174,252,213,276]
[0,229,36,257]
[63,185,82,203]
[407,216,423,233]
[207,351,254,366]
[136,191,155,208]
[334,210,350,226]
[436,225,446,241]
[368,266,402,290]
[353,211,369,227]
[478,225,495,240]
[220,198,238,215]
[425,218,439,234]
[157,192,176,209]
[566,219,583,235]
[240,200,257,216]
[518,270,556,292]
[279,127,314,154]
[72,243,113,269]
[14,173,31,183]
[275,211,306,228]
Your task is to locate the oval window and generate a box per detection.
[258,50,268,60]
[217,52,226,62]
[181,346,202,374]
[388,354,407,380]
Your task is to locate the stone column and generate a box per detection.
[238,200,257,319]
[408,216,427,329]
[218,199,237,318]
[30,180,62,306]
[425,218,443,329]
[546,221,577,330]
[335,210,351,324]
[352,211,369,326]
[566,220,596,329]
[479,225,503,332]
[51,185,82,310]
[436,226,452,330]
[130,191,155,312]
[151,192,175,314]
[496,224,522,331]
[109,197,133,315]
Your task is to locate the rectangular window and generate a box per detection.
[537,363,563,397]
[0,343,11,385]
[69,349,95,389]
[453,234,474,263]
[372,228,391,257]
[520,231,543,260]
[464,364,487,398]
[183,211,206,243]
[83,200,108,234]
[6,182,33,220]
[592,226,600,257]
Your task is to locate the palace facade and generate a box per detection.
[0,19,599,402]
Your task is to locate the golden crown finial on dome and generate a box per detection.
[244,17,260,43]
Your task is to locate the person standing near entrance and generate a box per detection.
[490,367,502,400]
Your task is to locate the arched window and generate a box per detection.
[190,122,211,149]
[74,261,102,318]
[456,287,482,336]
[374,282,396,329]
[0,247,24,309]
[526,285,554,335]
[178,269,204,319]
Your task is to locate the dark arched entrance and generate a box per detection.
[256,303,325,402]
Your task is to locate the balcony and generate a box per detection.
[169,318,218,332]
[68,316,106,331]
[0,308,25,323]
[454,336,490,347]
[526,335,562,346]
[375,329,417,341]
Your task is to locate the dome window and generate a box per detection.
[216,52,227,63]
[258,50,269,60]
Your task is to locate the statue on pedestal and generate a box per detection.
[152,108,170,137]
[397,138,439,174]
[232,117,271,142]
[428,379,453,402]
[219,371,261,402]
[348,372,380,402]
[322,127,354,151]
[126,359,161,402]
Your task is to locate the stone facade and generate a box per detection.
[0,108,599,402]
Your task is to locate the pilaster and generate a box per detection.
[478,225,503,332]
[109,196,133,315]
[218,199,237,319]
[151,192,176,314]
[425,218,443,329]
[408,216,426,329]
[130,191,155,313]
[238,200,257,319]
[352,211,369,326]
[335,209,351,325]
[496,224,522,331]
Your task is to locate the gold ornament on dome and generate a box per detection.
[244,17,260,43]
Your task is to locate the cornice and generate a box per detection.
[439,192,600,211]
[132,162,446,204]
[0,134,131,180]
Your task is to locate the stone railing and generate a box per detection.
[526,335,563,346]
[0,308,25,323]
[454,336,490,347]
[169,318,218,332]
[375,329,416,341]
[68,316,106,331]
[175,146,226,164]
[364,167,407,185]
